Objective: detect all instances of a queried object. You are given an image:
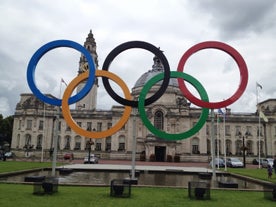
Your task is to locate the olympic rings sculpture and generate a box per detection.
[27,40,248,140]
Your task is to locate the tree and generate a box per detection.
[0,114,14,149]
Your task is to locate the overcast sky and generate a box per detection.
[0,0,276,118]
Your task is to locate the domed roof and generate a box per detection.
[133,56,178,88]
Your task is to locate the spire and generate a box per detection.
[78,30,99,74]
[152,48,164,72]
[86,30,95,42]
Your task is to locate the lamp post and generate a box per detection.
[87,139,93,164]
[131,108,137,182]
[88,140,91,163]
[86,128,95,164]
[239,132,247,168]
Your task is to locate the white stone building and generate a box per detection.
[11,31,276,162]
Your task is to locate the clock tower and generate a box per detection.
[76,30,99,110]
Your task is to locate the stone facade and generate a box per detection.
[10,31,276,162]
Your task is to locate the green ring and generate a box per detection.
[138,71,209,140]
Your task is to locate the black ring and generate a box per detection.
[102,41,170,107]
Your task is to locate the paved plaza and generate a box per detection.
[59,159,219,173]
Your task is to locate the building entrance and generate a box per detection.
[155,146,166,162]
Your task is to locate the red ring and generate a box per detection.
[177,41,248,109]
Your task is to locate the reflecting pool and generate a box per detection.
[0,169,264,190]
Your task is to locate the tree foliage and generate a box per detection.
[0,114,14,146]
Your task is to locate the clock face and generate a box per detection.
[81,63,89,72]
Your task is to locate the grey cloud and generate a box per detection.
[193,0,276,39]
[0,0,275,117]
[0,51,29,117]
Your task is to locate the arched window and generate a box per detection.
[215,139,222,155]
[154,110,164,130]
[207,139,211,155]
[95,139,102,151]
[64,136,71,150]
[74,136,81,150]
[257,141,264,156]
[118,136,125,151]
[246,140,253,155]
[36,135,43,150]
[192,138,200,154]
[16,134,20,148]
[25,134,31,146]
[106,137,111,152]
[226,140,232,155]
[235,140,242,155]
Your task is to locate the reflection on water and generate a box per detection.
[58,171,128,185]
[139,173,195,187]
[0,170,264,190]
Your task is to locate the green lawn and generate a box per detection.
[0,183,274,207]
[226,167,276,183]
[0,162,276,206]
[0,161,54,173]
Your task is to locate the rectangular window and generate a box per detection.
[66,125,71,131]
[75,142,81,150]
[214,124,218,135]
[235,126,241,136]
[58,121,61,131]
[26,120,32,130]
[87,122,92,131]
[257,126,263,136]
[95,143,102,151]
[97,122,102,132]
[107,123,112,129]
[246,126,252,136]
[18,120,21,130]
[77,122,82,127]
[206,125,209,135]
[192,145,199,154]
[225,125,230,136]
[38,120,44,130]
[118,143,125,151]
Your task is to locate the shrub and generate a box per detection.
[174,155,180,162]
[140,153,146,161]
[149,154,155,162]
[167,155,173,162]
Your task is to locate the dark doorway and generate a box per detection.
[155,146,166,162]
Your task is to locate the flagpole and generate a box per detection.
[51,79,64,176]
[218,108,226,171]
[217,113,219,169]
[41,102,46,162]
[223,113,227,171]
[210,109,216,180]
[256,82,261,169]
[256,83,258,106]
[258,112,261,169]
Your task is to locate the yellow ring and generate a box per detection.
[62,70,132,138]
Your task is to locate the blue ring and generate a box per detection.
[26,40,96,106]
